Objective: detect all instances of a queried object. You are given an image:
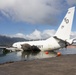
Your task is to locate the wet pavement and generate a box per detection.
[0,48,76,75]
[0,54,76,75]
[0,48,76,64]
[0,50,57,64]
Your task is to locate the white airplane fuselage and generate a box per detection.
[12,37,65,51]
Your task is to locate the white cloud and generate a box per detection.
[9,30,76,40]
[11,33,26,38]
[0,0,72,25]
[10,29,55,40]
[26,29,42,40]
[41,29,55,39]
[25,29,56,40]
[71,31,76,43]
[0,0,15,9]
[71,31,76,38]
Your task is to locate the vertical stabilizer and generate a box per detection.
[54,7,75,41]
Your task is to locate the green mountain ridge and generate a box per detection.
[0,35,27,47]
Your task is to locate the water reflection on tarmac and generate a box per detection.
[57,48,76,55]
[0,48,76,64]
[21,51,57,60]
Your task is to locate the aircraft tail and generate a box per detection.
[54,7,75,41]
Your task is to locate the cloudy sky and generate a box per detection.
[0,0,76,40]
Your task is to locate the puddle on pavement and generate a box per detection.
[0,48,76,64]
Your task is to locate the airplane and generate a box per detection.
[12,6,75,51]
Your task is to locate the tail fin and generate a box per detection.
[54,7,75,41]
